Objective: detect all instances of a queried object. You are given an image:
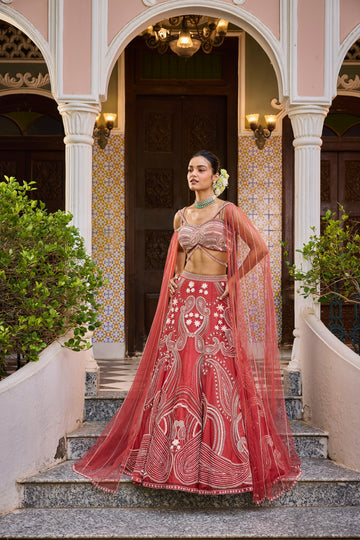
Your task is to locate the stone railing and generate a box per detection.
[0,338,88,514]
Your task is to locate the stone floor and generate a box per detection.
[95,347,292,394]
[2,345,291,388]
[96,357,141,393]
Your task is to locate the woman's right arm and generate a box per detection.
[169,212,185,296]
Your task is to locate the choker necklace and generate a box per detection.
[194,195,216,209]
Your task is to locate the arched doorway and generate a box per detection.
[125,35,239,354]
[0,21,63,213]
[101,5,286,357]
[0,94,65,212]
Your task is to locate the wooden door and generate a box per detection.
[320,149,360,331]
[0,147,65,212]
[132,94,227,352]
[29,150,65,212]
[0,95,65,211]
[0,149,26,182]
[126,37,238,354]
[321,151,360,220]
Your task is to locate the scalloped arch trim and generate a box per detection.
[0,7,54,95]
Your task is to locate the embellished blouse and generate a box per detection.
[176,203,229,267]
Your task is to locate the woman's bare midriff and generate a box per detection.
[183,248,227,276]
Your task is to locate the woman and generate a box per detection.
[74,150,301,503]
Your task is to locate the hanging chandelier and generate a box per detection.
[142,15,229,58]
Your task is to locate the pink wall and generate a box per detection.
[297,0,325,97]
[63,0,92,95]
[108,0,144,45]
[340,0,360,45]
[238,0,280,40]
[8,0,360,101]
[11,0,48,41]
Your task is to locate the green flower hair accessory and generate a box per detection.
[213,168,229,196]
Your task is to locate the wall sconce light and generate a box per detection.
[246,114,276,150]
[93,113,117,149]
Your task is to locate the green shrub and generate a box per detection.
[0,176,104,371]
[283,207,360,305]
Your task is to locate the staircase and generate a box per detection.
[0,363,360,539]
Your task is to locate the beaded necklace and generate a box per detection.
[194,195,216,209]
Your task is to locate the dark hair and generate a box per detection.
[191,150,220,175]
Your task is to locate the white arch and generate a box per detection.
[337,91,360,100]
[102,0,285,103]
[0,7,55,99]
[0,88,53,99]
[335,22,360,91]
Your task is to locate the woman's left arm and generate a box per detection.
[236,221,268,279]
[218,204,268,300]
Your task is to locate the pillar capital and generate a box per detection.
[286,103,329,143]
[58,101,100,145]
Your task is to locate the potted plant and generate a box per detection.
[0,176,104,375]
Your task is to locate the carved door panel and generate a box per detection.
[182,97,227,164]
[0,150,25,182]
[320,152,338,216]
[133,95,227,351]
[0,148,65,212]
[338,152,360,226]
[321,151,360,223]
[29,151,65,212]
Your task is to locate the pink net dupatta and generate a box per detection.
[224,202,301,503]
[73,233,180,493]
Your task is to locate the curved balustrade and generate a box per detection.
[300,310,360,472]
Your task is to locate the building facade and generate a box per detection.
[1,0,360,364]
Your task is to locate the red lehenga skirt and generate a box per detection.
[124,270,254,494]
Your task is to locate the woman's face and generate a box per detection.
[187,156,218,194]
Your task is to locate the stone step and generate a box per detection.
[19,459,360,510]
[84,392,303,422]
[1,506,360,539]
[282,369,302,397]
[84,392,125,422]
[67,420,328,461]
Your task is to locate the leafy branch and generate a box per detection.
[282,207,360,305]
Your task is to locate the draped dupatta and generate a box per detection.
[73,203,301,503]
[223,203,301,502]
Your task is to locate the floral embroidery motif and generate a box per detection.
[126,275,254,494]
[170,438,181,452]
[186,281,195,293]
[199,283,209,295]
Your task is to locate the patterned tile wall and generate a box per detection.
[92,134,125,344]
[238,135,282,339]
[92,134,283,345]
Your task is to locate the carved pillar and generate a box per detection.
[58,102,100,254]
[58,101,101,389]
[287,104,329,370]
